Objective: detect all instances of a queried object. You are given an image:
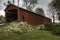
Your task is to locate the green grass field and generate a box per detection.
[0,22,60,40]
[0,30,60,40]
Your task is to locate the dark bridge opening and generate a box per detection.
[6,9,18,22]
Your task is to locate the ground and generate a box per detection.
[0,30,60,40]
[0,22,60,40]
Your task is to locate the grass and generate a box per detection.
[0,22,60,40]
[0,30,60,40]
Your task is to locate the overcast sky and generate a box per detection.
[0,0,52,17]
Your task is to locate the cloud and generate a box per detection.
[0,0,52,17]
[36,0,52,18]
[0,11,5,16]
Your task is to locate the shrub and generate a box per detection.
[0,22,36,35]
[45,23,60,36]
[0,15,5,24]
[53,24,60,35]
[44,24,54,31]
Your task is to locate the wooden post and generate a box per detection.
[13,0,14,5]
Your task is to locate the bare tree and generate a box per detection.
[49,0,60,23]
[23,0,38,11]
[4,0,11,6]
[48,6,56,23]
[13,0,14,4]
[18,0,20,6]
[0,0,2,10]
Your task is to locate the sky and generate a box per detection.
[0,0,52,16]
[0,0,59,23]
[34,0,52,18]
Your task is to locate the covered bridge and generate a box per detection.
[4,4,51,25]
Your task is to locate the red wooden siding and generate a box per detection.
[19,8,51,25]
